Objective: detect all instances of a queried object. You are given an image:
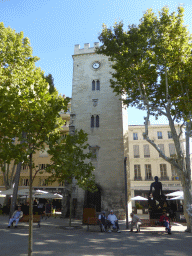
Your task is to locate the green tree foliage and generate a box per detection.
[47,129,96,191]
[0,22,69,254]
[96,7,192,231]
[0,21,69,168]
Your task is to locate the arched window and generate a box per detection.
[92,80,95,91]
[91,115,94,127]
[96,80,100,90]
[96,115,99,127]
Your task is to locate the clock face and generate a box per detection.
[92,62,100,69]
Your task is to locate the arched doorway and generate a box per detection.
[84,185,101,212]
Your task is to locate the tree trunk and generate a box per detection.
[28,153,33,256]
[9,162,22,218]
[10,131,26,218]
[69,184,73,227]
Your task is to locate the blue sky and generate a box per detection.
[1,0,192,125]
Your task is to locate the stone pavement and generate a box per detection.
[0,215,191,256]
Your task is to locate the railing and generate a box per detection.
[160,176,169,181]
[145,176,153,181]
[134,177,142,181]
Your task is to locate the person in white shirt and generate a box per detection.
[107,210,121,233]
[8,206,23,228]
[130,213,142,233]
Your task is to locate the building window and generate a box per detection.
[91,115,94,127]
[143,144,150,158]
[22,164,28,170]
[145,164,152,180]
[134,165,142,180]
[92,80,100,91]
[157,131,163,139]
[96,80,100,90]
[171,165,179,180]
[59,181,65,186]
[91,115,99,128]
[169,143,176,157]
[168,131,173,139]
[158,144,165,157]
[39,164,46,170]
[22,178,29,186]
[160,164,168,180]
[96,115,99,127]
[39,178,48,186]
[133,133,138,140]
[133,145,140,158]
[92,80,95,91]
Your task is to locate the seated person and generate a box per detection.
[159,211,171,234]
[98,211,107,232]
[8,206,23,228]
[107,210,121,233]
[130,213,142,233]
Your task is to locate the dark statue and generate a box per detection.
[148,176,167,219]
[149,176,162,201]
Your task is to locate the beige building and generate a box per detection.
[129,123,185,209]
[70,43,129,218]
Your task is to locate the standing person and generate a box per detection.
[130,213,142,233]
[107,210,121,233]
[7,206,23,228]
[98,211,107,232]
[159,212,171,234]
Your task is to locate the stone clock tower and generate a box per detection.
[71,43,129,218]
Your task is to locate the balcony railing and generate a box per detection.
[134,177,142,181]
[160,176,169,181]
[145,176,153,181]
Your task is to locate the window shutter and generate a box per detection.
[133,145,139,158]
[144,144,150,157]
[169,143,176,156]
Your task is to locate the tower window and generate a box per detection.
[92,80,95,91]
[92,80,100,91]
[91,115,100,128]
[96,115,99,127]
[96,80,100,90]
[91,115,94,127]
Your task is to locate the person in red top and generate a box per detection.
[159,212,171,234]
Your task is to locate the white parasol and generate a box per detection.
[131,196,148,201]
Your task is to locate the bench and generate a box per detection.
[17,215,41,228]
[140,219,171,232]
[87,217,100,231]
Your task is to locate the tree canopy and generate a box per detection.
[96,6,192,231]
[46,129,97,192]
[96,7,192,122]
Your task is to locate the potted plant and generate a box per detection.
[135,202,143,214]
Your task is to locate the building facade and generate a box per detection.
[70,43,129,218]
[129,124,186,210]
